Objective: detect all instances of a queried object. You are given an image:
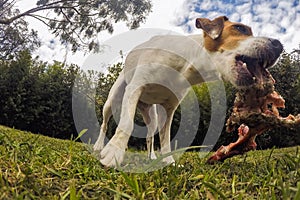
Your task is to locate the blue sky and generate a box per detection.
[18,0,300,65]
[175,0,300,52]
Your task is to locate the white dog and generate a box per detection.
[94,16,283,167]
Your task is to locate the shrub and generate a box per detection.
[0,50,79,139]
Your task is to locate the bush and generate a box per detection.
[0,50,79,139]
[265,51,300,148]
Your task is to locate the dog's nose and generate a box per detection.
[269,38,283,55]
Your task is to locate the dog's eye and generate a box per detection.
[234,25,251,35]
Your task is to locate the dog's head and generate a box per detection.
[196,16,283,88]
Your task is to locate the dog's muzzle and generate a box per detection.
[233,38,283,87]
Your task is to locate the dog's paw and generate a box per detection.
[100,143,126,168]
[93,141,104,152]
[163,155,175,165]
[149,152,157,160]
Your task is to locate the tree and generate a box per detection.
[0,50,80,139]
[0,0,152,59]
[265,49,300,148]
[0,1,40,59]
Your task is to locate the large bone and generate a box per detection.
[207,72,300,164]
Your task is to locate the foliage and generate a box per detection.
[0,50,79,138]
[270,51,300,116]
[0,3,40,59]
[0,125,300,199]
[265,50,300,148]
[0,0,152,59]
[190,81,237,150]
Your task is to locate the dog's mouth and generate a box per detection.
[234,55,274,87]
[233,38,283,87]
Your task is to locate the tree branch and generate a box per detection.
[0,0,10,8]
[0,0,78,25]
[60,8,73,25]
[27,14,51,28]
[0,0,16,18]
[0,0,153,56]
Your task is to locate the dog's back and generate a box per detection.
[122,34,210,85]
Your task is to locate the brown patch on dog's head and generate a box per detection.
[196,16,228,40]
[196,16,253,52]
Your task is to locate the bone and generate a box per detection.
[207,71,300,164]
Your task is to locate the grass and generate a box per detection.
[0,125,300,199]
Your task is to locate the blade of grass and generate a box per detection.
[74,129,88,141]
[104,187,133,199]
[120,172,140,196]
[232,174,237,194]
[142,145,209,172]
[293,182,300,200]
[203,181,226,199]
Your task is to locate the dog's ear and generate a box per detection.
[196,16,228,40]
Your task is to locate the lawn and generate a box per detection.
[0,125,299,199]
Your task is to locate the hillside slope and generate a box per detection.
[0,125,299,199]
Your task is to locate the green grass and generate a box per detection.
[0,125,300,199]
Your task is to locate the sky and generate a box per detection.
[16,0,300,67]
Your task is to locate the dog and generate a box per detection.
[94,16,283,167]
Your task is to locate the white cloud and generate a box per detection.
[176,0,300,52]
[235,3,251,15]
[15,0,186,66]
[143,0,184,31]
[14,0,300,65]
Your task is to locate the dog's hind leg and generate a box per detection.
[158,102,179,165]
[138,103,158,160]
[147,105,158,160]
[100,84,143,167]
[93,75,126,152]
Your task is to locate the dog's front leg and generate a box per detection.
[94,99,112,152]
[94,74,126,153]
[100,85,143,167]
